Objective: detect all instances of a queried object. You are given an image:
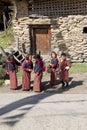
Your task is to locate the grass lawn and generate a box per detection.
[70,63,87,74]
[16,63,87,78]
[0,79,4,86]
[0,28,14,49]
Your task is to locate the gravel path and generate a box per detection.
[0,93,87,130]
[0,73,87,130]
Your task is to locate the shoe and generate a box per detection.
[61,80,65,89]
[65,81,69,87]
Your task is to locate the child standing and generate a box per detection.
[59,53,71,88]
[50,51,59,85]
[33,54,43,92]
[22,54,33,91]
[6,54,18,90]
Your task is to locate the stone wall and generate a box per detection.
[12,0,87,62]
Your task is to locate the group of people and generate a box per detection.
[5,51,71,92]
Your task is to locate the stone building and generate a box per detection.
[1,0,87,62]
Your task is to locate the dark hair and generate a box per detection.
[61,53,66,57]
[34,54,41,59]
[25,54,29,60]
[51,51,57,58]
[8,54,14,61]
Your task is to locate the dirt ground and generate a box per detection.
[0,72,87,94]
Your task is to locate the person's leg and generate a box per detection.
[61,80,65,88]
[65,80,69,87]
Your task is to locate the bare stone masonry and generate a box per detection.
[12,0,87,62]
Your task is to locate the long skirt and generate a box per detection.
[50,68,57,85]
[9,70,17,90]
[33,73,42,92]
[22,71,31,91]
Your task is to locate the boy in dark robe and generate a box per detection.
[59,53,71,88]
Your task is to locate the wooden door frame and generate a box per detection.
[29,24,51,55]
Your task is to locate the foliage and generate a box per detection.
[0,54,6,86]
[0,28,14,49]
[0,54,6,68]
[0,79,4,87]
[0,67,5,79]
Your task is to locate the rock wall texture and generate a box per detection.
[12,0,87,62]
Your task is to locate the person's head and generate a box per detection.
[28,54,32,61]
[8,54,14,61]
[34,54,41,61]
[51,51,57,58]
[25,54,29,60]
[61,53,66,60]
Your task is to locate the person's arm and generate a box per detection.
[65,61,71,70]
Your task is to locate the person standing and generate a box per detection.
[22,54,33,91]
[50,51,59,85]
[33,54,43,92]
[6,54,18,90]
[59,53,71,88]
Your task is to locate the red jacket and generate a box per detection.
[59,59,71,81]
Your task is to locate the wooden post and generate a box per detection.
[3,12,7,34]
[0,46,7,58]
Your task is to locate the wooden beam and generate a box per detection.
[3,12,7,34]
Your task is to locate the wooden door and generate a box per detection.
[30,26,51,55]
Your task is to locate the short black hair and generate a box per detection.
[34,54,41,59]
[61,53,66,57]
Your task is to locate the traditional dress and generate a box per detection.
[33,60,43,92]
[6,59,18,90]
[50,58,59,85]
[59,59,71,87]
[22,60,33,91]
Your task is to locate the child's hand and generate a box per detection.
[50,64,54,67]
[35,72,39,76]
[65,66,69,70]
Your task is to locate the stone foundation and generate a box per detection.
[12,0,87,62]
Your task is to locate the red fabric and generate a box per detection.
[50,64,54,68]
[9,70,17,89]
[59,60,70,81]
[33,73,42,92]
[22,71,31,90]
[35,72,39,75]
[50,68,57,85]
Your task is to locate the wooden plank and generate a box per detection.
[28,0,87,17]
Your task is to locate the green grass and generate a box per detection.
[70,63,87,74]
[0,28,14,49]
[0,79,4,87]
[17,63,87,78]
[17,68,22,77]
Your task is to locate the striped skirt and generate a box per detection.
[9,70,18,90]
[22,71,31,91]
[33,73,42,92]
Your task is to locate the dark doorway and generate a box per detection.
[0,1,13,30]
[30,25,51,55]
